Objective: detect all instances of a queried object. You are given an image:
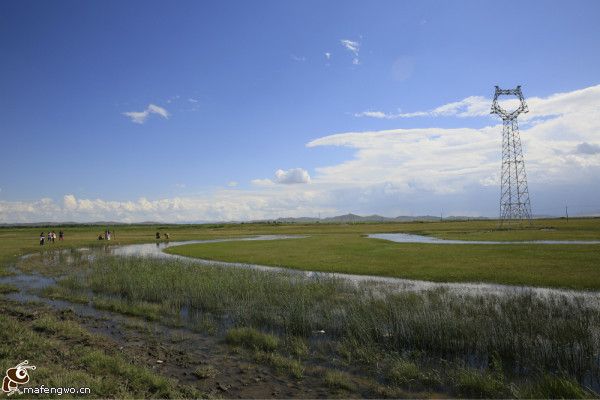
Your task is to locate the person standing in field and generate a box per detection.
[156,232,161,240]
[40,232,45,246]
[51,231,56,243]
[47,232,52,244]
[59,230,64,241]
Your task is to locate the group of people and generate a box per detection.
[39,231,64,245]
[98,230,113,241]
[38,229,171,245]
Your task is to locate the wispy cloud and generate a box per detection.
[5,85,600,223]
[340,39,360,65]
[355,96,491,119]
[123,104,170,124]
[290,54,306,62]
[324,52,331,60]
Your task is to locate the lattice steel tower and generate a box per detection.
[491,86,532,225]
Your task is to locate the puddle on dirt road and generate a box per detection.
[368,232,600,245]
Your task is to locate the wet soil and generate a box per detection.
[0,254,392,399]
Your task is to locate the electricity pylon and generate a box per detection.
[491,86,532,226]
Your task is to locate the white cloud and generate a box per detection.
[325,52,331,60]
[3,84,600,223]
[227,181,238,187]
[123,104,170,124]
[340,39,360,65]
[355,96,489,120]
[188,98,198,103]
[315,84,600,198]
[252,168,311,186]
[274,168,311,184]
[340,39,359,56]
[356,85,600,122]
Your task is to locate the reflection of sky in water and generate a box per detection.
[5,235,598,308]
[101,235,600,304]
[368,232,600,245]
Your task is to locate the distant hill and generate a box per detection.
[272,213,488,223]
[15,213,600,227]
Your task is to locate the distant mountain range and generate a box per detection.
[269,213,487,223]
[3,212,597,227]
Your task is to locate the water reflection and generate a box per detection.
[368,232,600,245]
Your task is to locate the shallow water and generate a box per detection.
[101,235,600,304]
[4,234,600,305]
[368,232,600,245]
[3,236,599,394]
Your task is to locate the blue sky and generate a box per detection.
[1,0,600,222]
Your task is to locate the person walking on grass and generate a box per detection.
[40,232,45,246]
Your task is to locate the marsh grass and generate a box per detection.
[226,327,279,351]
[254,351,304,379]
[0,303,200,399]
[47,254,600,397]
[193,365,218,379]
[324,370,356,391]
[0,283,18,294]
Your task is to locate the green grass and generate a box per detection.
[0,302,201,399]
[324,370,356,391]
[193,365,218,379]
[166,232,600,290]
[42,253,599,396]
[0,283,18,294]
[254,351,304,379]
[226,327,279,351]
[3,218,599,288]
[3,219,600,398]
[452,368,510,398]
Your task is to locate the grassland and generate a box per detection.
[165,218,600,290]
[1,218,599,398]
[15,251,600,398]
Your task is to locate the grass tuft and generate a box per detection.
[193,365,218,379]
[324,370,356,391]
[225,327,279,352]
